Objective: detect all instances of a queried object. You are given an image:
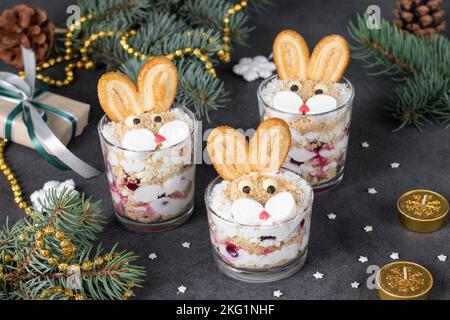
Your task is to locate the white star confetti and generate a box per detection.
[364,225,373,232]
[358,256,368,263]
[361,141,370,148]
[273,290,283,298]
[177,285,187,294]
[390,162,400,168]
[390,252,399,260]
[327,213,337,220]
[182,242,191,248]
[351,282,360,289]
[368,188,378,194]
[438,254,447,262]
[148,253,157,260]
[313,271,324,279]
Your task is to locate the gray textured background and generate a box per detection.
[1,0,450,300]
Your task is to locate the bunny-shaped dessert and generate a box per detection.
[98,57,196,231]
[271,30,350,115]
[258,30,354,190]
[98,56,190,151]
[206,119,313,275]
[207,118,311,225]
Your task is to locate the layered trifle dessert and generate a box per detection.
[205,118,313,282]
[97,56,196,232]
[258,30,354,190]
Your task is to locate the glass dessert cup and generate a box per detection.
[98,106,197,232]
[257,75,355,192]
[205,168,313,283]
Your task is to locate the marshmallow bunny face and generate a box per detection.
[272,30,350,115]
[207,119,299,224]
[225,172,300,225]
[98,56,178,122]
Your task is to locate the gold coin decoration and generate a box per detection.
[377,261,433,300]
[397,189,448,232]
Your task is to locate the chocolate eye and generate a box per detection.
[289,81,302,92]
[238,179,253,194]
[125,115,140,127]
[262,178,278,194]
[153,115,162,123]
[313,84,328,95]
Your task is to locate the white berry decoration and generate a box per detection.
[233,55,276,82]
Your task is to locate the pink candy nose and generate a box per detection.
[155,134,166,144]
[299,103,310,113]
[259,210,270,220]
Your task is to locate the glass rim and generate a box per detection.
[204,167,314,228]
[257,74,355,117]
[97,104,197,153]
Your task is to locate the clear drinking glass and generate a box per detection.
[205,168,314,283]
[257,75,355,191]
[98,106,197,232]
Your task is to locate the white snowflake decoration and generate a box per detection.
[30,179,78,212]
[233,55,276,82]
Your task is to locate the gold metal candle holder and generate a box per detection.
[397,189,448,233]
[377,261,433,300]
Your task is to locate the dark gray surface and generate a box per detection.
[1,0,450,300]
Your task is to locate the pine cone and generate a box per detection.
[393,0,446,36]
[0,4,55,68]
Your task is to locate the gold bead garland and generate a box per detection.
[18,1,250,86]
[218,0,248,63]
[0,139,33,214]
[119,30,217,77]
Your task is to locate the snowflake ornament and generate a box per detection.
[233,55,276,82]
[30,180,78,212]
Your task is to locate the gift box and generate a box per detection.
[0,92,90,154]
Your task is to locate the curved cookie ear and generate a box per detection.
[98,72,143,122]
[137,56,178,113]
[273,29,310,81]
[249,118,291,173]
[308,34,350,82]
[207,126,252,181]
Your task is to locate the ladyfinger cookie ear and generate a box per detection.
[273,29,310,81]
[249,118,291,174]
[137,56,178,113]
[207,126,252,181]
[308,34,350,82]
[97,72,143,122]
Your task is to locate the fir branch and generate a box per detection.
[0,189,145,300]
[348,13,450,131]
